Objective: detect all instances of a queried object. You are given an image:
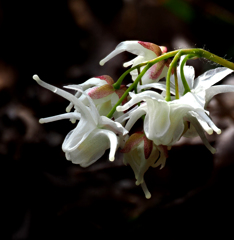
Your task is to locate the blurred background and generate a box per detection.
[1,0,234,239]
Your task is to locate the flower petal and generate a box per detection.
[114,105,138,124]
[99,41,159,66]
[125,104,147,131]
[33,75,97,126]
[197,110,221,134]
[64,77,108,91]
[98,129,119,162]
[137,82,175,95]
[63,129,117,166]
[99,115,128,136]
[88,85,115,99]
[144,99,170,142]
[120,132,145,154]
[205,85,234,107]
[117,90,164,112]
[193,67,233,90]
[141,61,168,84]
[62,117,96,153]
[39,112,81,124]
[188,111,213,135]
[186,114,216,154]
[170,65,195,95]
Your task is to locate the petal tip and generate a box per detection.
[39,118,44,124]
[207,129,213,135]
[66,106,71,113]
[145,193,151,199]
[116,106,122,112]
[99,60,105,66]
[33,74,40,81]
[211,148,216,154]
[216,129,221,135]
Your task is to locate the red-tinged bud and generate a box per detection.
[138,41,162,56]
[95,75,114,85]
[88,84,115,99]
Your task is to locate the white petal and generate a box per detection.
[117,90,164,112]
[189,111,213,135]
[178,92,204,110]
[125,105,147,131]
[66,91,81,112]
[197,110,221,134]
[114,105,138,124]
[205,85,234,107]
[62,117,96,152]
[172,57,195,94]
[33,75,97,126]
[194,67,233,90]
[98,129,118,161]
[144,99,170,141]
[137,82,175,95]
[63,129,112,166]
[157,103,191,145]
[123,56,145,67]
[186,114,216,154]
[64,77,107,91]
[39,112,81,124]
[99,41,157,66]
[99,115,128,136]
[177,65,195,93]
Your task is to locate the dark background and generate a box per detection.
[1,0,234,239]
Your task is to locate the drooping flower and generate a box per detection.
[65,75,128,120]
[120,132,167,199]
[137,58,234,142]
[33,75,128,167]
[116,90,218,153]
[99,41,171,84]
[139,57,234,108]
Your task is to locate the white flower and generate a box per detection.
[137,58,234,146]
[139,57,234,108]
[99,40,170,84]
[120,132,167,199]
[116,90,218,150]
[65,75,128,120]
[33,75,128,167]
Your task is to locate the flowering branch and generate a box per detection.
[33,40,234,199]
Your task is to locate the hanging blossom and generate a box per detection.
[140,56,234,107]
[116,90,222,154]
[33,75,128,167]
[100,40,172,84]
[137,57,234,142]
[120,132,167,199]
[65,75,128,120]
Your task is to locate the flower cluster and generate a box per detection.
[33,40,234,198]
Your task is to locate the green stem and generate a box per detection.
[174,67,179,99]
[107,63,152,118]
[180,54,194,95]
[199,49,234,69]
[165,50,182,101]
[113,50,181,90]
